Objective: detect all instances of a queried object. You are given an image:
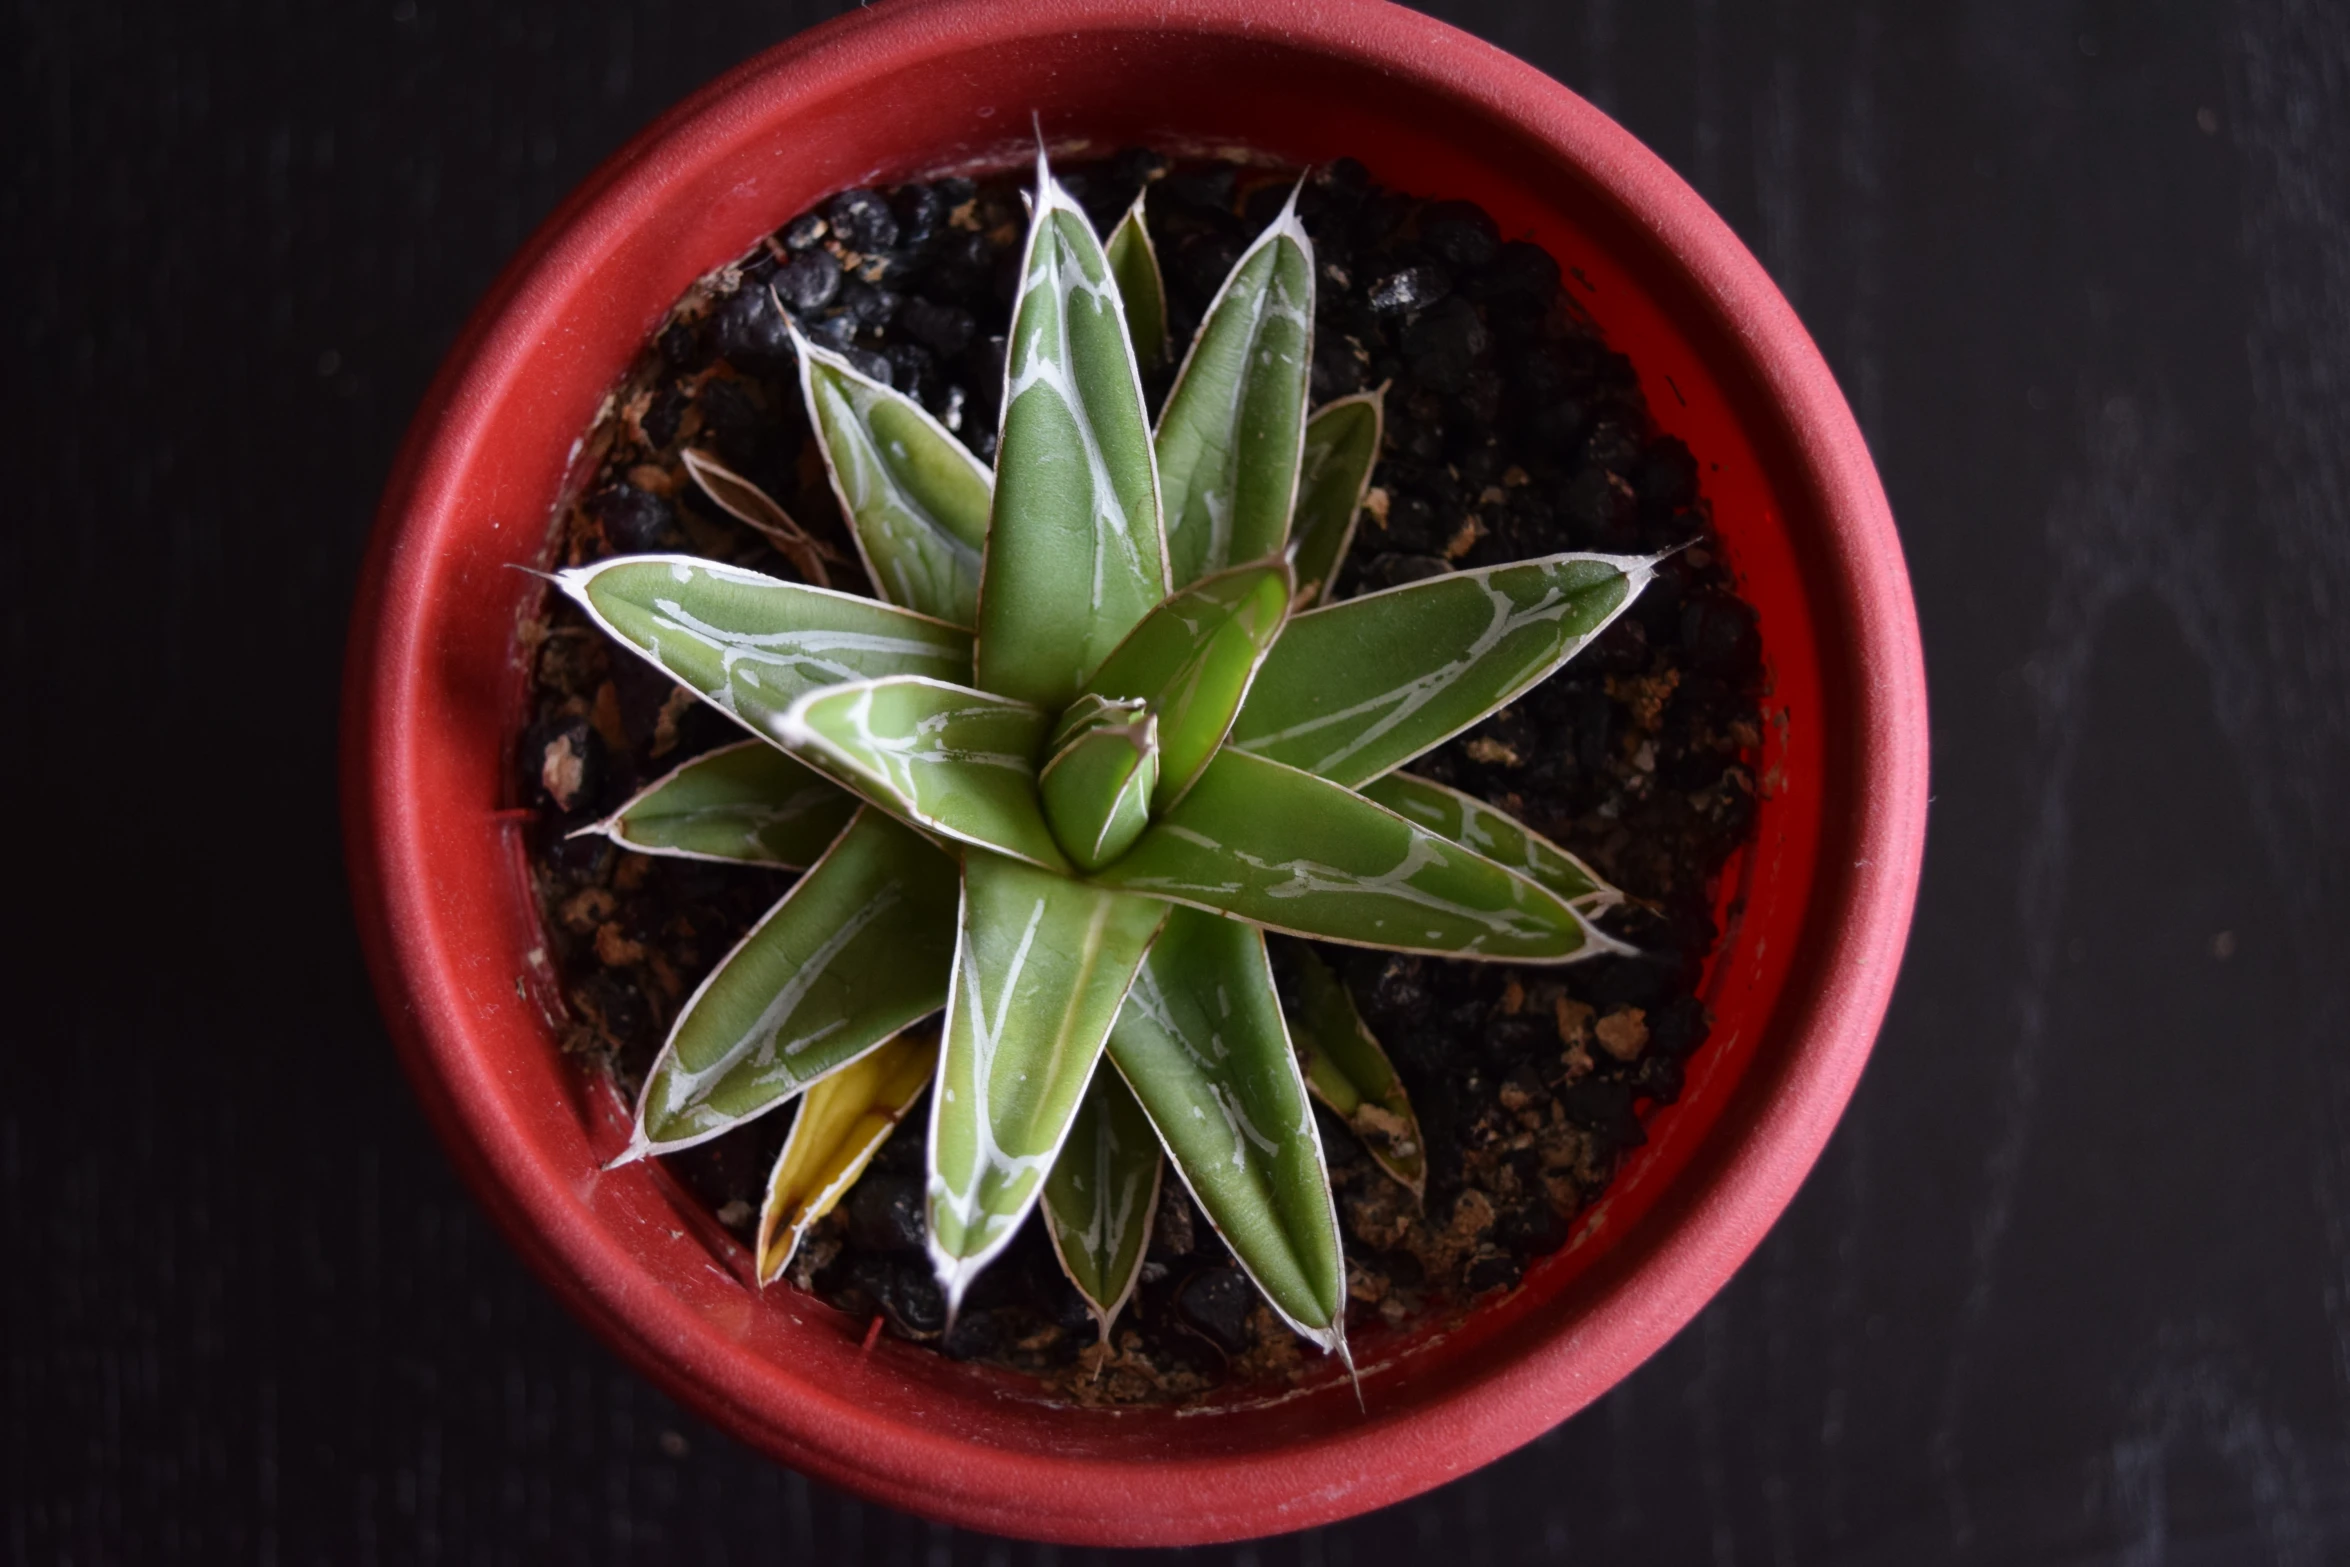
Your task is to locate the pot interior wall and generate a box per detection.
[374,5,1846,1539]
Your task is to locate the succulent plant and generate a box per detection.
[557,147,1657,1367]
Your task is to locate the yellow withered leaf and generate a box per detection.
[755,1025,941,1286]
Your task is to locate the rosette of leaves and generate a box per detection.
[559,148,1656,1365]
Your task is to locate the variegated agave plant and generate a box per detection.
[558,149,1658,1367]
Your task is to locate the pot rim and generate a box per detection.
[341,0,1928,1543]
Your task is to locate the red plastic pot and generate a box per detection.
[341,0,1926,1545]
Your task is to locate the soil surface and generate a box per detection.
[517,152,1765,1404]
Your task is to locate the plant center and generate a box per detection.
[1038,694,1161,873]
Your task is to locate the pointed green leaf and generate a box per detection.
[755,1024,940,1284]
[1104,193,1169,377]
[926,851,1168,1310]
[1038,703,1159,873]
[1229,551,1657,787]
[557,555,971,738]
[625,808,958,1157]
[1154,186,1314,588]
[1289,391,1384,608]
[795,328,990,626]
[1282,943,1425,1200]
[1359,771,1622,911]
[1091,749,1595,961]
[777,676,1067,872]
[1047,690,1146,752]
[976,150,1167,710]
[1082,559,1293,810]
[1108,908,1346,1350]
[579,740,856,867]
[1040,1065,1163,1341]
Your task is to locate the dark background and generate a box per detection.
[9,0,2350,1560]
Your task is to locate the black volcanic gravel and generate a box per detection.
[516,154,1765,1403]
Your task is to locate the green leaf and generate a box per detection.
[1040,1065,1163,1341]
[1229,550,1657,787]
[624,808,958,1157]
[1358,771,1622,911]
[793,327,990,626]
[976,150,1167,710]
[926,851,1168,1310]
[1047,690,1145,752]
[679,447,840,589]
[1154,185,1315,589]
[777,676,1068,872]
[578,739,856,867]
[755,1024,939,1284]
[1091,749,1594,961]
[1289,391,1384,608]
[1037,700,1159,873]
[557,555,972,737]
[1104,192,1169,377]
[1281,943,1425,1200]
[1082,559,1293,810]
[1108,908,1346,1349]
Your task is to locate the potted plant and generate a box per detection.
[341,0,1927,1545]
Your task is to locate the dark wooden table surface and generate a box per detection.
[11,0,2350,1559]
